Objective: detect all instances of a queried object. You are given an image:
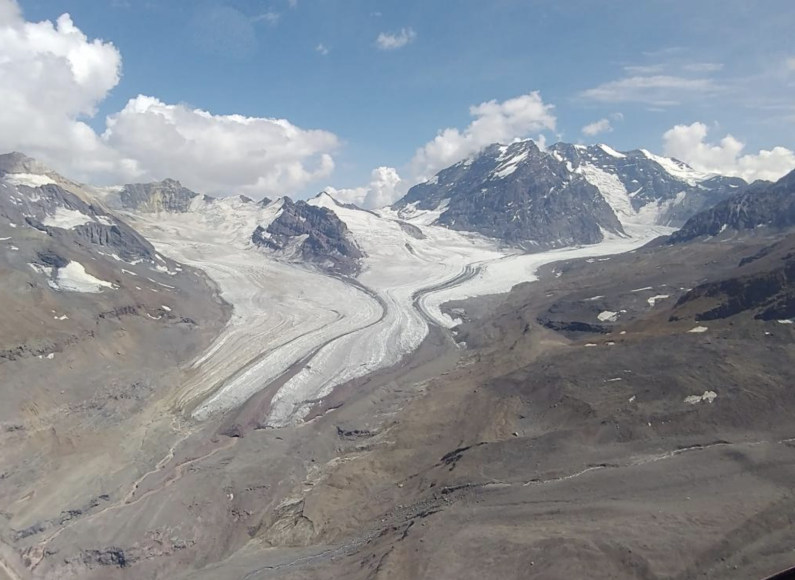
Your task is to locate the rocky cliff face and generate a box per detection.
[0,151,51,176]
[670,170,795,243]
[394,140,744,248]
[252,198,363,276]
[118,179,208,213]
[396,140,625,248]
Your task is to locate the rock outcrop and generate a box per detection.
[253,198,363,275]
[118,179,207,213]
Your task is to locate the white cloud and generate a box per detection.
[316,43,329,56]
[325,166,403,209]
[623,62,723,75]
[662,122,795,183]
[623,64,667,75]
[787,57,795,73]
[253,11,280,24]
[326,92,557,208]
[104,96,339,197]
[409,92,556,180]
[375,28,416,51]
[682,62,724,73]
[581,75,722,106]
[582,118,613,137]
[0,0,19,22]
[0,2,124,180]
[0,0,341,197]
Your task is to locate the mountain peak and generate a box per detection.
[777,168,795,188]
[595,143,626,159]
[0,151,52,176]
[312,191,338,204]
[117,179,205,213]
[394,138,747,246]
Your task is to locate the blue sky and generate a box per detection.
[5,0,795,204]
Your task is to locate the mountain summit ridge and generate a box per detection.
[393,139,746,247]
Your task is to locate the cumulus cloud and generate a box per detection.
[581,75,722,106]
[409,92,556,181]
[0,0,341,197]
[325,166,404,209]
[662,122,795,183]
[326,92,557,208]
[104,96,338,197]
[0,3,124,180]
[582,118,613,137]
[375,28,416,51]
[0,0,19,21]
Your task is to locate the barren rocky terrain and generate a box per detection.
[5,227,795,580]
[2,154,795,580]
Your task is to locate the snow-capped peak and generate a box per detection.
[639,149,710,186]
[310,191,343,209]
[597,144,626,159]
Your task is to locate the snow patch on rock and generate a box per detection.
[5,173,57,188]
[42,207,95,230]
[647,294,670,306]
[685,391,717,405]
[598,310,619,322]
[53,262,115,293]
[688,326,709,333]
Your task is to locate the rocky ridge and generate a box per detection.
[670,169,794,243]
[252,196,363,276]
[394,140,745,248]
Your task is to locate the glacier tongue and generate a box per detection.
[125,192,673,427]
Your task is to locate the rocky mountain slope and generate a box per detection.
[0,155,227,362]
[671,234,795,323]
[670,169,794,243]
[550,143,745,225]
[396,140,626,248]
[395,140,744,248]
[0,155,231,580]
[0,152,100,205]
[2,148,794,580]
